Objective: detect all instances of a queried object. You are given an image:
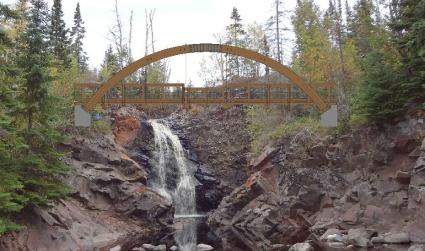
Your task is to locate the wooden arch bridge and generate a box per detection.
[74,43,337,127]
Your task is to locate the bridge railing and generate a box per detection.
[74,82,336,107]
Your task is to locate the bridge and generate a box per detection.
[74,82,336,106]
[74,43,337,127]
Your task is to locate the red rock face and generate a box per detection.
[114,114,140,146]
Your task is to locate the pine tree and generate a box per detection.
[99,45,120,81]
[50,0,70,66]
[351,0,374,57]
[15,0,70,207]
[1,1,69,234]
[0,3,25,234]
[353,51,406,120]
[393,0,425,99]
[70,2,88,72]
[226,7,245,79]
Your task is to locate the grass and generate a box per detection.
[246,106,327,158]
[91,120,112,135]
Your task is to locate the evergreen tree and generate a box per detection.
[1,1,69,234]
[353,51,406,120]
[351,0,374,57]
[226,7,245,79]
[50,0,70,65]
[0,3,24,234]
[70,2,88,72]
[99,45,120,81]
[15,0,69,209]
[393,0,425,99]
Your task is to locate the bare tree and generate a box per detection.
[142,8,170,84]
[128,10,133,62]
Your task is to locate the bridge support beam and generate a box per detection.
[75,105,91,127]
[320,105,337,127]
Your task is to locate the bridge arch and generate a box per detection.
[83,43,328,112]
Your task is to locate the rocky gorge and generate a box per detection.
[0,106,424,251]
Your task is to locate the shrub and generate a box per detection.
[92,120,112,135]
[246,105,327,157]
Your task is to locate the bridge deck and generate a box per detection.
[75,83,336,108]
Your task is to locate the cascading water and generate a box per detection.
[149,120,198,251]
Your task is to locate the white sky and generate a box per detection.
[3,0,331,85]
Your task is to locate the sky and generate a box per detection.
[3,0,331,85]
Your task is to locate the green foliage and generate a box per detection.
[226,7,246,78]
[352,51,407,121]
[352,0,425,122]
[50,58,80,128]
[292,0,337,83]
[146,61,170,83]
[0,218,23,235]
[394,0,425,99]
[50,0,70,66]
[92,120,112,135]
[0,0,70,235]
[99,45,120,81]
[70,2,88,72]
[246,106,325,157]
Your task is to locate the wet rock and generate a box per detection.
[288,242,314,251]
[169,245,178,251]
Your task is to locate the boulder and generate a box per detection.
[409,245,425,251]
[342,204,361,224]
[110,246,121,251]
[383,232,410,244]
[249,145,277,172]
[346,228,372,248]
[197,243,214,250]
[141,244,166,250]
[320,228,343,242]
[114,111,140,146]
[371,232,410,244]
[288,242,314,251]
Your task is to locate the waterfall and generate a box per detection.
[149,120,197,250]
